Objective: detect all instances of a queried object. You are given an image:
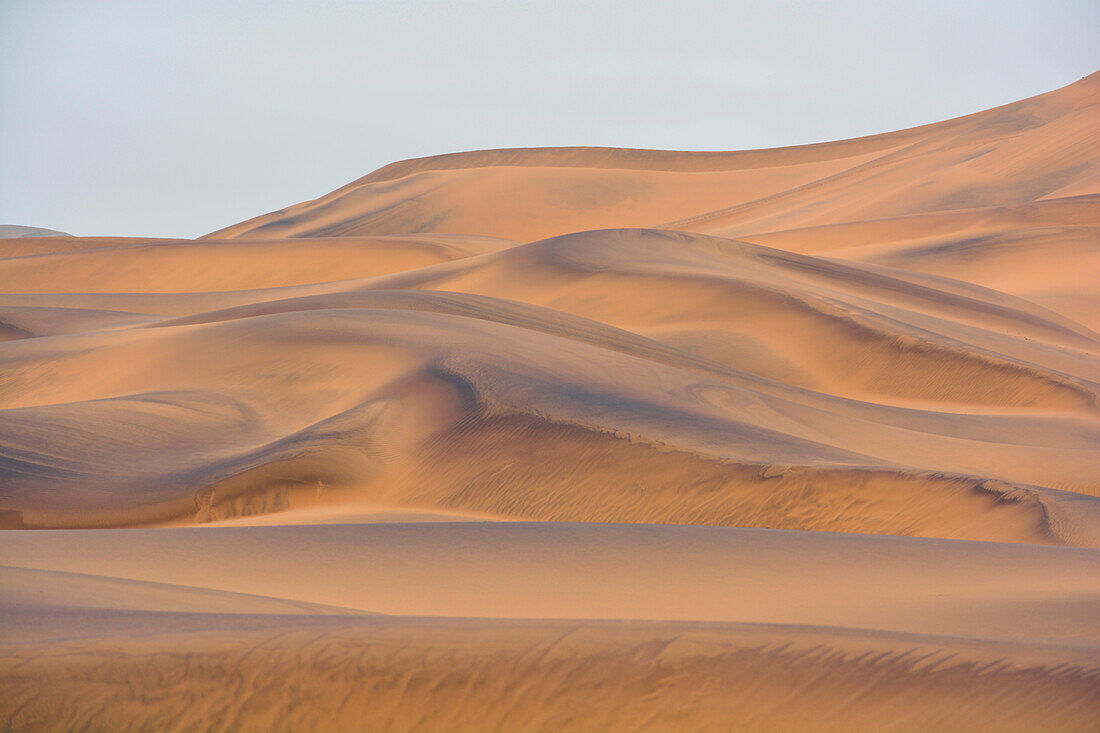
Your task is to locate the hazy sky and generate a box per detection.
[1,1,1096,238]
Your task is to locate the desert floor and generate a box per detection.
[2,72,1099,732]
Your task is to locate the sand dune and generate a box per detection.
[0,225,70,240]
[6,613,1098,733]
[743,195,1100,331]
[3,524,1099,731]
[2,73,1099,731]
[6,522,1100,637]
[0,233,512,293]
[205,73,1099,242]
[0,565,363,616]
[4,297,1098,539]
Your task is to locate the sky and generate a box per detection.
[1,1,1096,238]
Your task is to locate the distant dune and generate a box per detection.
[2,73,1099,732]
[0,225,70,239]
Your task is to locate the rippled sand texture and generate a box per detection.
[2,73,1099,732]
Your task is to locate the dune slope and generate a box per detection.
[205,73,1100,243]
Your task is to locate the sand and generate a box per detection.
[2,72,1099,731]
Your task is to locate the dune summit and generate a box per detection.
[2,73,1100,732]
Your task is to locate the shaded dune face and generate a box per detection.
[2,73,1100,732]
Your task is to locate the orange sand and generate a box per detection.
[2,72,1099,732]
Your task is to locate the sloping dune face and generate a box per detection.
[207,73,1100,243]
[2,74,1100,732]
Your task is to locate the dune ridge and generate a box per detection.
[2,72,1099,731]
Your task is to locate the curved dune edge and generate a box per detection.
[0,565,368,616]
[2,295,1097,542]
[3,358,1095,544]
[2,269,1098,540]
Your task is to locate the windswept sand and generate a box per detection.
[2,73,1099,732]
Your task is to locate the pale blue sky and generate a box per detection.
[1,0,1096,237]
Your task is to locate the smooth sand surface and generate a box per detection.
[5,523,1100,638]
[2,73,1099,731]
